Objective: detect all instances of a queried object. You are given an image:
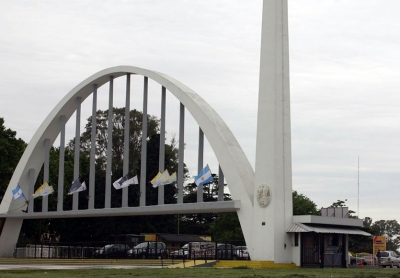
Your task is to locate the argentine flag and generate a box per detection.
[12,184,25,200]
[194,165,214,186]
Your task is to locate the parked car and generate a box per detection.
[127,242,168,259]
[348,252,366,265]
[94,244,130,258]
[379,251,400,268]
[170,243,189,259]
[216,243,237,259]
[235,246,250,260]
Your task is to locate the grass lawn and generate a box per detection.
[1,267,400,278]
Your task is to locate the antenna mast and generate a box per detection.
[357,157,359,218]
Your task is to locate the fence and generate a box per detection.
[13,240,248,260]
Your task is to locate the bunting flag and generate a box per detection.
[113,177,123,190]
[68,179,86,195]
[120,175,138,189]
[33,182,55,198]
[151,170,169,188]
[194,165,214,186]
[113,174,138,189]
[12,184,25,200]
[160,171,177,186]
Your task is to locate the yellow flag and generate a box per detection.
[33,182,54,198]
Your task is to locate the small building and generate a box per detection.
[287,207,371,268]
[110,234,145,247]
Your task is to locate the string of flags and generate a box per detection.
[12,164,215,203]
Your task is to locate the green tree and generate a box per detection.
[20,108,185,243]
[292,191,319,215]
[0,118,27,200]
[329,199,356,217]
[209,212,244,242]
[180,175,222,236]
[371,220,400,252]
[347,217,375,253]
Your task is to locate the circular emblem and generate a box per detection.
[256,184,271,208]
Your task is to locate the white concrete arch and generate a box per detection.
[0,66,256,256]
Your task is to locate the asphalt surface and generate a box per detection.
[0,264,163,270]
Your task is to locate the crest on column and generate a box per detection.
[256,184,271,208]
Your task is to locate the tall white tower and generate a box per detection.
[251,0,293,262]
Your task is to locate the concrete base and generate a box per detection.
[0,218,23,258]
[214,260,299,269]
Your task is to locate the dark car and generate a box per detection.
[94,244,130,258]
[127,242,168,259]
[216,243,236,259]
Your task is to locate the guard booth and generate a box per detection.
[288,207,371,268]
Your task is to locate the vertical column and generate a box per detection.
[89,84,97,209]
[57,115,66,211]
[253,0,292,262]
[177,103,185,204]
[105,76,114,209]
[197,128,204,202]
[158,86,166,205]
[218,165,224,201]
[28,168,35,213]
[122,75,130,207]
[73,97,81,210]
[42,138,50,212]
[140,77,148,206]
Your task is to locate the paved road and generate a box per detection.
[0,264,163,270]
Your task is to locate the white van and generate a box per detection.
[171,242,216,259]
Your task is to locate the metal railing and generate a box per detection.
[14,240,247,261]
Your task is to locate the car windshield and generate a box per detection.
[381,252,389,257]
[134,243,148,249]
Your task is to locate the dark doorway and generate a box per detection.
[301,233,346,268]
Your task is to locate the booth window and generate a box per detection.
[294,232,299,246]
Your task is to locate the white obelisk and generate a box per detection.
[252,0,293,262]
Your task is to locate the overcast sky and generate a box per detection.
[1,1,399,225]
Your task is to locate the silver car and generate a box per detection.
[379,251,400,268]
[235,246,250,260]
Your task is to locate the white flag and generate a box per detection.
[120,175,139,188]
[68,179,87,195]
[160,172,176,186]
[113,177,122,190]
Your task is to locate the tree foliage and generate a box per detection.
[292,191,319,215]
[19,108,185,243]
[0,118,26,200]
[371,220,400,251]
[180,175,223,236]
[209,212,244,242]
[329,199,356,218]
